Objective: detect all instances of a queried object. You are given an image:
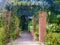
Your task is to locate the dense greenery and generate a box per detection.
[45,11,60,45]
[28,15,39,40]
[0,12,7,45]
[0,10,20,45]
[45,33,60,45]
[28,19,33,32]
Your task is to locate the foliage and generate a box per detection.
[46,11,60,45]
[46,23,60,33]
[0,27,7,45]
[10,16,20,40]
[0,10,20,45]
[34,24,39,40]
[28,15,39,40]
[0,13,7,45]
[28,19,34,32]
[45,33,60,45]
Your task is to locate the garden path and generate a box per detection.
[7,31,40,45]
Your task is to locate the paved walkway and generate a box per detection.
[7,31,40,45]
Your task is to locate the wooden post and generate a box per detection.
[39,11,47,44]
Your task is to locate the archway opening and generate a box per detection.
[20,15,28,31]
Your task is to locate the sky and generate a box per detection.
[0,0,2,2]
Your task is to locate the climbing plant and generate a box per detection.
[0,12,7,45]
[0,9,20,45]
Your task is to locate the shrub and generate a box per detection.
[0,27,7,45]
[10,16,20,40]
[0,11,20,45]
[28,19,34,32]
[46,23,60,33]
[46,23,60,45]
[0,13,7,45]
[45,33,60,45]
[34,24,39,40]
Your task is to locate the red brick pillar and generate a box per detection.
[39,11,47,44]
